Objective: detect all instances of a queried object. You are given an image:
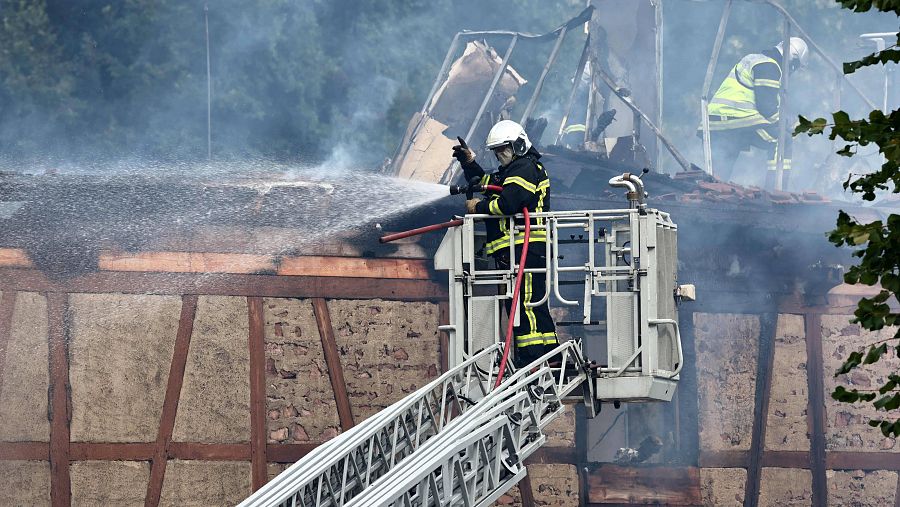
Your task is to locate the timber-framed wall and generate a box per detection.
[2,250,899,506]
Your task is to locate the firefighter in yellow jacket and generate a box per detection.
[451,120,558,367]
[703,37,808,182]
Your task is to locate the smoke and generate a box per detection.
[0,1,594,170]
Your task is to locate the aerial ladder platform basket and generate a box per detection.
[240,172,688,507]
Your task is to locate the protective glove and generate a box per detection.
[465,198,481,214]
[452,136,475,163]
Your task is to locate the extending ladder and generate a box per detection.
[238,341,592,507]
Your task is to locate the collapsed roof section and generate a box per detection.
[389,1,882,193]
[393,41,527,183]
[388,7,595,185]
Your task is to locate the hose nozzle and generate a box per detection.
[448,185,466,196]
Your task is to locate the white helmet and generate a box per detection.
[485,120,532,156]
[776,37,809,68]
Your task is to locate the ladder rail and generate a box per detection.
[239,344,505,507]
[343,341,587,507]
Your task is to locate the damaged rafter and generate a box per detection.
[312,298,355,431]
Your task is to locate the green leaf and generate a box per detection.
[833,385,859,402]
[861,392,878,402]
[845,48,900,74]
[836,351,864,375]
[873,393,900,411]
[833,110,852,126]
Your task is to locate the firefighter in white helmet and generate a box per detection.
[702,37,809,183]
[452,120,558,366]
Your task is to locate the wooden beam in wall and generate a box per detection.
[0,270,446,302]
[70,443,156,461]
[700,450,749,468]
[518,474,536,507]
[805,312,828,506]
[744,313,777,507]
[248,297,268,491]
[762,450,812,469]
[0,441,49,460]
[312,298,355,431]
[0,290,16,402]
[47,292,70,507]
[145,295,197,507]
[438,301,449,373]
[826,451,900,471]
[266,443,319,463]
[525,446,579,465]
[166,442,250,460]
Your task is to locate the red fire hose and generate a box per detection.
[379,219,463,243]
[494,207,529,388]
[378,184,504,244]
[377,183,527,388]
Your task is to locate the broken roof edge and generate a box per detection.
[456,6,594,43]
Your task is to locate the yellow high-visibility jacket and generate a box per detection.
[708,53,781,130]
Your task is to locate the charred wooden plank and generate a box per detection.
[586,464,701,505]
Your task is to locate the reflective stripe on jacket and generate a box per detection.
[483,162,550,255]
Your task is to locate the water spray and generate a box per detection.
[378,178,503,243]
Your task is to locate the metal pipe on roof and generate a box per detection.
[520,24,569,124]
[454,6,594,43]
[773,17,792,191]
[763,0,878,110]
[443,34,519,185]
[700,0,733,176]
[556,35,592,146]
